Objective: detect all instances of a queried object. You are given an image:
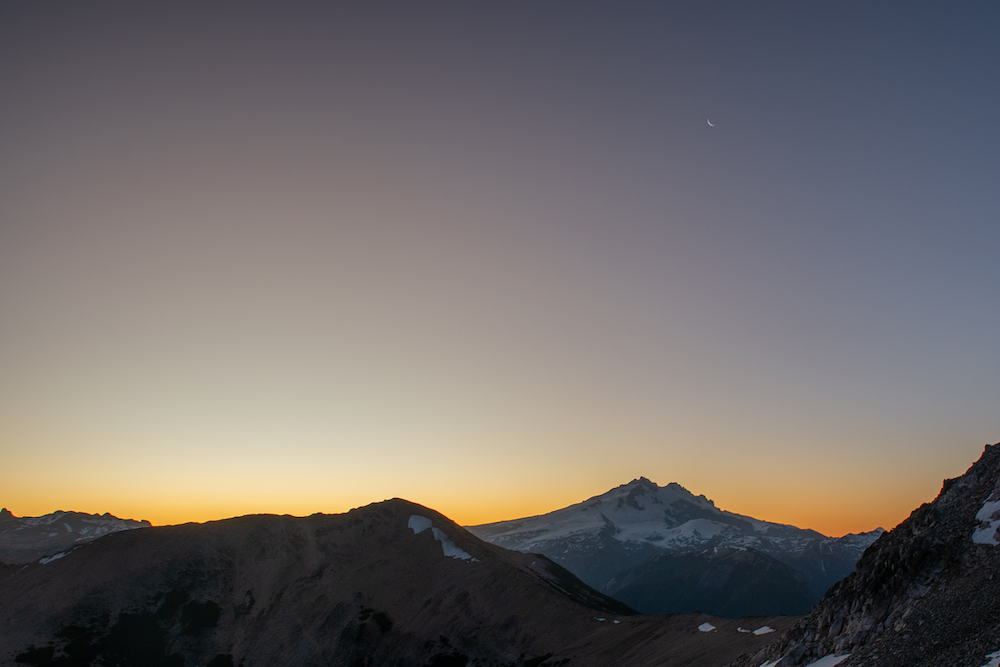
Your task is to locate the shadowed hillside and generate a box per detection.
[0,499,797,667]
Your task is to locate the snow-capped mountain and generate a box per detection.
[469,477,882,616]
[0,508,150,564]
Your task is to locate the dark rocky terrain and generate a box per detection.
[469,478,881,617]
[0,499,797,667]
[728,442,1000,667]
[0,509,150,565]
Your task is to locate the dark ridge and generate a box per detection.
[730,442,1000,667]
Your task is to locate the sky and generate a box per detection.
[2,2,998,537]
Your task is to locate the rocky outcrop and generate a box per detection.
[730,442,1000,667]
[605,546,816,617]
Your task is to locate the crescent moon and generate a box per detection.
[707,119,715,127]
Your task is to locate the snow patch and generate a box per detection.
[737,627,751,633]
[753,626,775,635]
[613,619,620,624]
[698,622,716,632]
[761,653,849,667]
[39,552,68,564]
[431,527,476,560]
[972,496,1000,545]
[408,515,433,534]
[594,617,606,622]
[408,515,477,561]
[979,649,1000,667]
[803,655,850,667]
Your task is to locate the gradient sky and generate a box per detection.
[2,2,998,537]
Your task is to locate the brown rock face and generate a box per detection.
[0,498,798,667]
[729,442,1000,667]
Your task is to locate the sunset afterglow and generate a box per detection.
[2,2,998,539]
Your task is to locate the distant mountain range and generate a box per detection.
[0,508,150,564]
[729,442,1000,667]
[468,478,883,617]
[0,500,794,667]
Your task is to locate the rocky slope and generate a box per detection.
[0,508,150,564]
[729,442,1000,667]
[605,546,815,617]
[0,498,796,667]
[469,478,881,616]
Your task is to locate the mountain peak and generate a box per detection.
[621,477,693,495]
[470,476,881,615]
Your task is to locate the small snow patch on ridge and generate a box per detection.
[698,622,716,632]
[973,496,1000,545]
[39,552,68,564]
[408,515,433,534]
[803,655,850,667]
[762,654,849,667]
[408,515,478,561]
[753,626,775,635]
[980,649,1000,667]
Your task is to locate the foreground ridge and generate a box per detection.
[729,442,1000,667]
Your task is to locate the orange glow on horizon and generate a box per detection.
[2,479,932,539]
[1,436,971,538]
